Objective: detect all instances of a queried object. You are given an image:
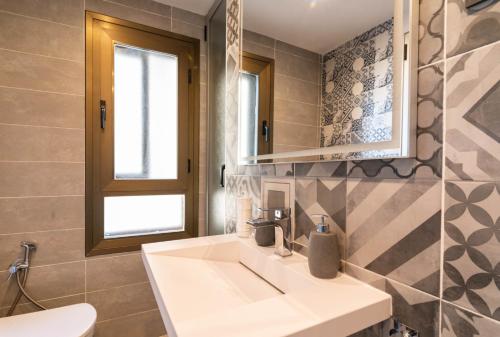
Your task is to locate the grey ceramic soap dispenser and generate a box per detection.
[308,214,340,279]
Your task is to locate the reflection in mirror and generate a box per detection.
[239,0,417,163]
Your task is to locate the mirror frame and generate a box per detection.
[239,0,419,163]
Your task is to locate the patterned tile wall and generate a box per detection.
[321,19,394,147]
[231,0,500,336]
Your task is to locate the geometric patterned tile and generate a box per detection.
[295,178,346,259]
[294,161,347,178]
[446,0,500,58]
[260,163,294,177]
[348,63,443,179]
[419,0,445,66]
[443,181,500,321]
[442,301,500,337]
[346,179,442,296]
[345,263,440,337]
[445,42,500,181]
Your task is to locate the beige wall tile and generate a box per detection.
[0,49,84,95]
[275,74,320,105]
[242,40,275,59]
[0,293,85,316]
[0,12,83,61]
[275,40,319,62]
[0,87,84,128]
[274,98,319,126]
[94,309,166,337]
[275,50,320,83]
[0,0,83,27]
[274,121,319,148]
[86,254,148,292]
[107,0,171,17]
[0,125,84,162]
[0,261,85,307]
[0,196,84,234]
[172,7,205,26]
[0,229,84,268]
[243,30,274,48]
[85,0,171,32]
[172,19,204,41]
[0,162,84,197]
[87,282,157,322]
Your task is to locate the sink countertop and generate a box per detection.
[142,234,392,337]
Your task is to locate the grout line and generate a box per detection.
[0,228,84,236]
[275,72,320,86]
[0,85,85,97]
[446,37,500,62]
[274,95,319,107]
[344,261,441,300]
[418,58,445,70]
[0,161,85,164]
[0,292,87,310]
[439,0,450,335]
[0,260,85,273]
[0,195,84,199]
[273,119,319,128]
[0,47,84,64]
[95,308,159,324]
[0,122,84,131]
[0,9,83,29]
[103,0,171,20]
[85,281,150,295]
[440,299,500,324]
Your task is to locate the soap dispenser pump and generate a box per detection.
[308,214,340,279]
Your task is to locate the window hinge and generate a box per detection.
[188,69,192,84]
[404,44,408,61]
[204,25,208,42]
[100,100,106,129]
[187,159,191,173]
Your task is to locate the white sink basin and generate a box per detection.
[142,235,391,337]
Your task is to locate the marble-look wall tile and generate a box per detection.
[295,178,346,258]
[442,301,500,337]
[443,181,499,321]
[447,0,500,58]
[418,0,445,66]
[445,42,500,181]
[348,63,443,179]
[346,179,441,296]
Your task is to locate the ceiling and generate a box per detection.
[243,0,394,54]
[153,0,394,54]
[153,0,216,15]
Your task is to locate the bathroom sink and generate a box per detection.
[142,235,391,337]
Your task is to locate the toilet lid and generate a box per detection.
[0,303,96,337]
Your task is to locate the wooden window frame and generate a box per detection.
[85,12,200,256]
[241,52,274,156]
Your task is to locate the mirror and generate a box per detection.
[239,0,418,163]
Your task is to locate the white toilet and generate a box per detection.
[0,303,96,337]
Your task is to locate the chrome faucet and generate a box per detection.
[257,207,293,257]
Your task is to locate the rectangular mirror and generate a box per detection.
[239,0,418,163]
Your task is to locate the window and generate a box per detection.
[85,12,199,255]
[239,52,274,162]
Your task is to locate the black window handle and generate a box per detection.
[100,100,106,129]
[220,164,225,187]
[262,120,270,143]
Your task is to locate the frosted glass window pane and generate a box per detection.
[104,195,184,238]
[239,72,259,162]
[114,44,178,180]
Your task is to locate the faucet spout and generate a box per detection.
[257,208,293,257]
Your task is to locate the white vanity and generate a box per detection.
[142,235,391,337]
